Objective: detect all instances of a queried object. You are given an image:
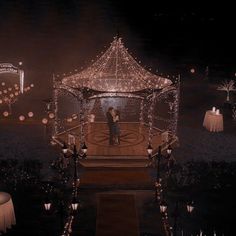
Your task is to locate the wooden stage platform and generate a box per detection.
[55,122,170,158]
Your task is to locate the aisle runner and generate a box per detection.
[96,194,139,236]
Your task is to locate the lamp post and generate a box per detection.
[147,144,173,202]
[61,142,87,195]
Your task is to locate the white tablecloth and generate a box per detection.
[203,110,224,132]
[0,192,16,233]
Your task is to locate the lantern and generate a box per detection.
[28,112,34,118]
[62,142,68,154]
[19,115,25,121]
[166,145,173,155]
[42,118,48,124]
[187,201,194,213]
[160,201,168,213]
[3,111,9,117]
[48,113,55,119]
[71,197,79,211]
[190,68,195,74]
[147,143,153,156]
[81,143,88,154]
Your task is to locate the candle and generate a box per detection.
[216,109,220,115]
[212,107,216,112]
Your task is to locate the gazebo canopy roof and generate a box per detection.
[62,37,172,93]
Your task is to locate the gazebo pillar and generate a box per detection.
[52,75,59,135]
[148,90,156,145]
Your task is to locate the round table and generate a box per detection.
[203,110,224,132]
[0,192,16,233]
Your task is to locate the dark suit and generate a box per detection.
[106,111,114,145]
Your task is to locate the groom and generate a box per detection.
[106,107,115,145]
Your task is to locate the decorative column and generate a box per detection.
[139,99,144,125]
[78,89,85,146]
[172,75,180,135]
[148,90,156,145]
[52,74,59,135]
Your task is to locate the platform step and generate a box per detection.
[79,159,150,168]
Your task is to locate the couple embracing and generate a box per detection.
[106,107,120,145]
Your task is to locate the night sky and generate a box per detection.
[0,0,235,93]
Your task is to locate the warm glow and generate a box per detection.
[28,112,34,118]
[1,82,5,86]
[62,37,172,92]
[67,118,73,122]
[30,84,34,88]
[3,111,9,117]
[48,113,55,119]
[19,115,25,121]
[42,118,48,124]
[190,68,195,74]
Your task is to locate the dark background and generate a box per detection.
[0,0,235,97]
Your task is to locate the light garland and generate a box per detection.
[61,37,172,92]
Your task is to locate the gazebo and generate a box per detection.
[51,37,179,157]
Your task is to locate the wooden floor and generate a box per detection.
[56,122,162,157]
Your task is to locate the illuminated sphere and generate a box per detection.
[3,90,7,94]
[67,118,73,122]
[19,115,25,121]
[8,88,12,91]
[30,84,34,88]
[190,68,195,74]
[48,113,55,119]
[1,82,5,86]
[15,92,19,96]
[0,99,2,104]
[28,112,34,118]
[42,118,48,124]
[3,111,9,117]
[19,61,23,66]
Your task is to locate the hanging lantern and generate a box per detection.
[28,112,34,118]
[190,68,195,74]
[147,143,153,156]
[42,118,48,124]
[62,142,68,154]
[44,198,51,211]
[81,143,88,154]
[166,145,173,155]
[3,111,9,117]
[48,113,55,119]
[19,115,25,121]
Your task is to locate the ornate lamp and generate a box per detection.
[71,197,79,211]
[62,142,68,154]
[187,201,194,213]
[160,200,168,213]
[147,143,153,158]
[166,145,173,155]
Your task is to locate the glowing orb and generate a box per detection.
[28,112,34,118]
[1,82,5,86]
[48,113,55,119]
[15,92,19,96]
[19,115,25,121]
[190,68,195,74]
[3,111,9,117]
[42,118,48,124]
[19,61,23,66]
[30,84,34,88]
